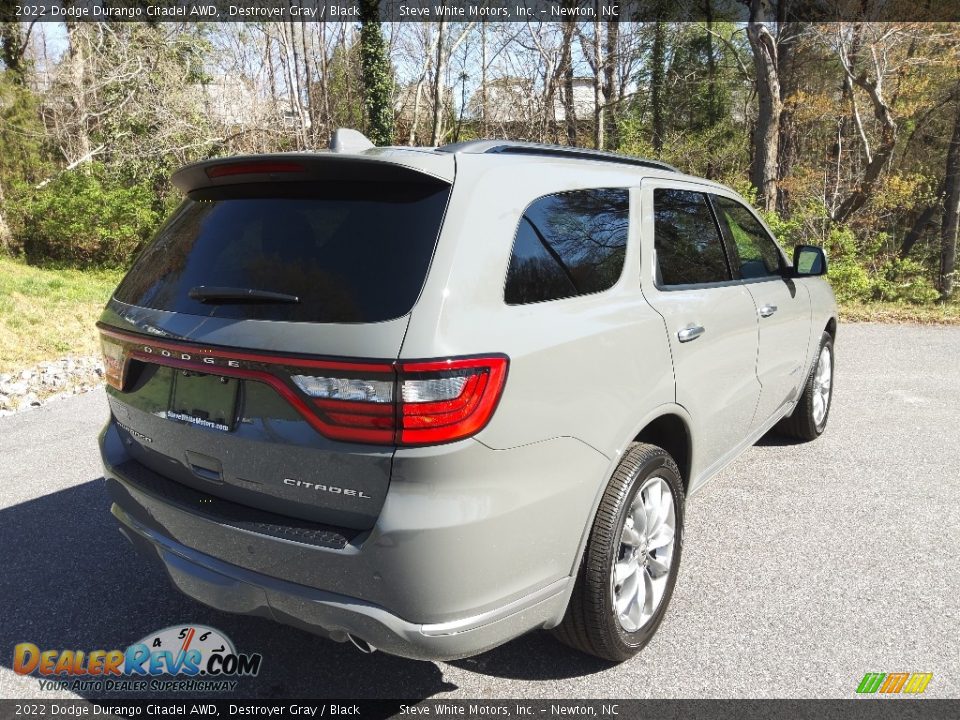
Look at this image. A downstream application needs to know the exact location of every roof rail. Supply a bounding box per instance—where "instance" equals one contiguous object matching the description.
[436,140,678,173]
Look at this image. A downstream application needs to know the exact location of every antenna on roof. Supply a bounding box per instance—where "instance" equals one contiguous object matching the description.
[329,128,374,154]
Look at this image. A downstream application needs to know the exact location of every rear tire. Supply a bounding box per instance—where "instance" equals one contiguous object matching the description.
[776,331,834,441]
[553,442,684,662]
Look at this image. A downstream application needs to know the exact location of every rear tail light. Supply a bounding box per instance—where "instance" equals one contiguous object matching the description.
[398,358,508,445]
[99,334,129,391]
[293,366,398,444]
[291,356,509,446]
[98,326,507,447]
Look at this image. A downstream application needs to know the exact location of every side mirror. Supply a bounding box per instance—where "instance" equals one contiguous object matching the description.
[791,245,828,277]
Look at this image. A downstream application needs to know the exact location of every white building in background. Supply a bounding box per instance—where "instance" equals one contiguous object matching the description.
[200,74,258,128]
[200,74,308,130]
[466,77,597,125]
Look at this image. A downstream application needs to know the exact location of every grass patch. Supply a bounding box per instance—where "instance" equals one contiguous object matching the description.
[0,256,123,374]
[839,301,960,325]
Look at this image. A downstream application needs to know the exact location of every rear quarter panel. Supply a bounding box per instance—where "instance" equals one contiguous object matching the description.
[400,154,675,458]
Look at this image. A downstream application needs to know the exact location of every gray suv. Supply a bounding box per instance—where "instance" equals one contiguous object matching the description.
[98,131,837,662]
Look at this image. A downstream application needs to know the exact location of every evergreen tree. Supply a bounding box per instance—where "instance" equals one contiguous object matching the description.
[358,0,395,146]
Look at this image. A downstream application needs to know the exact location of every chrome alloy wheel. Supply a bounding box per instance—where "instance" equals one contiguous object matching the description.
[812,345,832,428]
[612,476,676,633]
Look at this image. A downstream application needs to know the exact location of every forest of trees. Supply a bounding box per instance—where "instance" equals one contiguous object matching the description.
[1,13,958,305]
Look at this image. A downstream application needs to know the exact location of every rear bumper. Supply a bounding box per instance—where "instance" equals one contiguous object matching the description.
[113,502,569,661]
[100,421,608,660]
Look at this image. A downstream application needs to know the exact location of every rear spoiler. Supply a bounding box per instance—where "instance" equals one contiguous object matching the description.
[171,150,455,193]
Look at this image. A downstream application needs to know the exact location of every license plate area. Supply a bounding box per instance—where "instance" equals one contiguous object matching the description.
[169,370,239,432]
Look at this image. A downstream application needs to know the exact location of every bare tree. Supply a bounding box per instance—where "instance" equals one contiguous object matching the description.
[747,0,782,211]
[828,24,913,224]
[430,15,447,145]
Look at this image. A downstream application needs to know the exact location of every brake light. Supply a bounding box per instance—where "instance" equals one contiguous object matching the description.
[287,356,508,445]
[205,161,305,179]
[398,357,508,445]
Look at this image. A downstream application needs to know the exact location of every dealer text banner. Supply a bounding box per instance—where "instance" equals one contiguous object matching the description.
[3,0,959,22]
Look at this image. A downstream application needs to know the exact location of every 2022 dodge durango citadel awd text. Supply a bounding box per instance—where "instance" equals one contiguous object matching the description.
[98,129,837,662]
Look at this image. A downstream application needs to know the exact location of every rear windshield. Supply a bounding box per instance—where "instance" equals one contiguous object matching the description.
[114,181,451,324]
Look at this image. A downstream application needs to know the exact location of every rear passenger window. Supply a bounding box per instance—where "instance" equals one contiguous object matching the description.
[505,189,629,305]
[711,196,782,279]
[653,189,731,286]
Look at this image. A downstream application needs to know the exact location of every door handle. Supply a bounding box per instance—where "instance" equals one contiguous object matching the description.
[678,325,705,343]
[759,304,778,318]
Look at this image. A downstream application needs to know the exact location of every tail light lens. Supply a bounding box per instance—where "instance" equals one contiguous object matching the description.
[293,367,397,445]
[398,358,508,445]
[99,335,129,390]
[98,325,507,447]
[290,356,508,446]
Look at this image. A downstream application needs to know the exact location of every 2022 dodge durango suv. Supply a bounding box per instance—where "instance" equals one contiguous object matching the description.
[98,130,837,662]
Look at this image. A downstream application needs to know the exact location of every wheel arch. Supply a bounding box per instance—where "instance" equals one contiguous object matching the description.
[632,414,692,494]
[563,406,694,582]
[825,316,837,339]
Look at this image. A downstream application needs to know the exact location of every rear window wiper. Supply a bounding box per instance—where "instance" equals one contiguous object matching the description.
[188,286,301,304]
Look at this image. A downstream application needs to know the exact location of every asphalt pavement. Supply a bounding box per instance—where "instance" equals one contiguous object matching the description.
[1,322,958,700]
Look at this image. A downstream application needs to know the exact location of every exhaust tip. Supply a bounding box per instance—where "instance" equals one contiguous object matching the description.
[347,634,376,654]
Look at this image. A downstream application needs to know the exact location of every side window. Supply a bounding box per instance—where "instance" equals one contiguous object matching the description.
[505,188,629,305]
[712,196,782,279]
[504,219,577,305]
[653,188,731,286]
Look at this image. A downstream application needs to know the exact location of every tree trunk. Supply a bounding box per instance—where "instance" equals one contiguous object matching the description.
[603,20,619,150]
[900,203,938,259]
[430,15,446,146]
[747,1,781,212]
[592,16,603,150]
[283,18,309,148]
[776,22,803,213]
[480,24,487,137]
[317,25,332,140]
[703,3,720,178]
[832,79,898,223]
[560,18,576,146]
[408,25,436,146]
[300,19,315,146]
[939,96,960,299]
[650,20,666,155]
[64,19,92,167]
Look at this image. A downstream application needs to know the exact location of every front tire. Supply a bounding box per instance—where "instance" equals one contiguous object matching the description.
[553,443,684,662]
[776,331,834,441]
